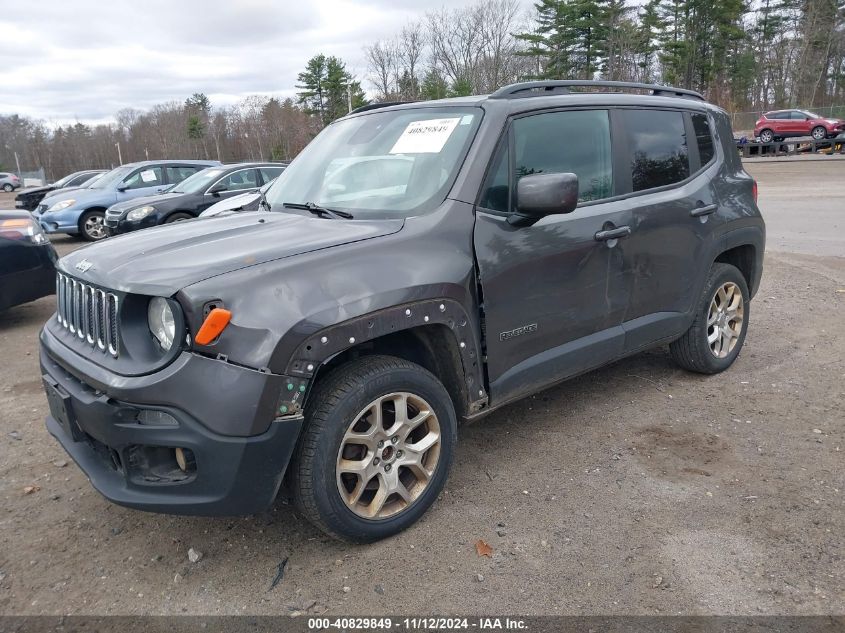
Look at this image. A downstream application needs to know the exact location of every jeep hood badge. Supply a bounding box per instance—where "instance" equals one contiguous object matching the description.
[75,259,93,273]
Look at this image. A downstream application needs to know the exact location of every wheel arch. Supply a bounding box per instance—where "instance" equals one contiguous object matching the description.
[77,206,108,228]
[280,300,488,421]
[714,227,764,298]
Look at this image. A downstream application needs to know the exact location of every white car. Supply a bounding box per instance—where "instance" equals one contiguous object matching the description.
[199,178,275,218]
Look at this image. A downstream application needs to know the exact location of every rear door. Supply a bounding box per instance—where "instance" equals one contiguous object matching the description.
[474,108,631,405]
[614,107,722,351]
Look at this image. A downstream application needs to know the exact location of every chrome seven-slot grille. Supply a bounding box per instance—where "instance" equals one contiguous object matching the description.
[55,273,119,357]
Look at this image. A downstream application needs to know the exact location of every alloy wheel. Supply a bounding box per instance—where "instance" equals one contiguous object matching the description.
[84,214,107,240]
[336,392,441,519]
[760,130,773,143]
[812,126,826,141]
[707,282,744,358]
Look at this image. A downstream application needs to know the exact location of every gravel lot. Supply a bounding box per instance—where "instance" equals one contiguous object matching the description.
[0,160,843,616]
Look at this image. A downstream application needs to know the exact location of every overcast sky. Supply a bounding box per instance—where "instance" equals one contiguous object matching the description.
[0,0,533,127]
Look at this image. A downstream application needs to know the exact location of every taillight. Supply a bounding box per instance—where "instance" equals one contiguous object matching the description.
[752,181,758,203]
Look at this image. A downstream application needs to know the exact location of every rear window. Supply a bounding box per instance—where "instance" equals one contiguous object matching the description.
[691,113,715,165]
[620,109,690,192]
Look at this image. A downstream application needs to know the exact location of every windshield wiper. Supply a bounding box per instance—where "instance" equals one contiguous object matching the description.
[283,201,353,219]
[258,189,271,211]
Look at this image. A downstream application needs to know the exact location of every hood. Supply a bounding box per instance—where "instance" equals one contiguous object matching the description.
[58,211,404,296]
[41,187,102,208]
[108,192,184,215]
[200,192,259,217]
[17,184,57,196]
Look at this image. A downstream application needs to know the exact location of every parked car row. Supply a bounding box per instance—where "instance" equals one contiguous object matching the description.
[0,161,286,312]
[14,169,107,211]
[27,161,286,241]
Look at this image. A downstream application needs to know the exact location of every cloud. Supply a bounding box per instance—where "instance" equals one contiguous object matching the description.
[0,0,517,126]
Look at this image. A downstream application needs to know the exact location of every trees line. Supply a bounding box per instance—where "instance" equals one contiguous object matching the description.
[1,0,842,180]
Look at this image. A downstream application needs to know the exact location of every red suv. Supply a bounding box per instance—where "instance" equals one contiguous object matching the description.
[754,109,845,143]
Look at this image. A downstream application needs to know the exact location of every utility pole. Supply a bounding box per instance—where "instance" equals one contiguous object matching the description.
[145,147,149,160]
[347,84,353,114]
[13,151,21,181]
[115,142,123,165]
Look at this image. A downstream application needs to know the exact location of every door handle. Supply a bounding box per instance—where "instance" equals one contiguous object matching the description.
[594,226,631,242]
[690,203,718,217]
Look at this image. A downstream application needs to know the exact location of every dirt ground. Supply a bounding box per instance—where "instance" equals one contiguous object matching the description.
[0,161,842,616]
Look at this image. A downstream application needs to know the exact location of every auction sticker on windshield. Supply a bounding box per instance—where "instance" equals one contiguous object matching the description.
[390,118,461,154]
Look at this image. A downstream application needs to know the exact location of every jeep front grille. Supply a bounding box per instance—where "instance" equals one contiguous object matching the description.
[56,273,119,356]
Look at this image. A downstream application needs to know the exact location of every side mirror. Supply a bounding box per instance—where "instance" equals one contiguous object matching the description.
[208,184,227,196]
[116,184,128,192]
[508,172,579,227]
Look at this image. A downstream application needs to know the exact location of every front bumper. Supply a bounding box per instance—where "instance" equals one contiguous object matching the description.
[40,336,303,516]
[33,208,82,234]
[105,213,158,235]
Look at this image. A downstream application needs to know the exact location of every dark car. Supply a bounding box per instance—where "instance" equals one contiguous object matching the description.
[41,81,765,542]
[754,109,845,142]
[15,170,107,211]
[0,210,57,311]
[105,163,286,234]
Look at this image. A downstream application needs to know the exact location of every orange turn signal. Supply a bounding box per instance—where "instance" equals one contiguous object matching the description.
[195,308,232,345]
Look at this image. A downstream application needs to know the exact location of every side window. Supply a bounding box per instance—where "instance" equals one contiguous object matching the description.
[620,109,689,192]
[122,166,163,190]
[513,110,613,203]
[259,167,284,183]
[691,113,715,166]
[166,166,201,184]
[214,169,259,192]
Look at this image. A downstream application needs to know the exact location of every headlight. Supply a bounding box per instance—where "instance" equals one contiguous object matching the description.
[127,205,155,221]
[148,297,176,351]
[47,199,75,212]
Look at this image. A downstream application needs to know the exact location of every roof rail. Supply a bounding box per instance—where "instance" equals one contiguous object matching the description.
[489,80,704,101]
[349,101,417,115]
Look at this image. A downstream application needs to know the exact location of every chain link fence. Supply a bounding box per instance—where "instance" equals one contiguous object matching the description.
[729,105,845,135]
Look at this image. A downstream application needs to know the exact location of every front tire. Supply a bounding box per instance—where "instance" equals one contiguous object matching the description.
[670,263,750,374]
[164,212,193,223]
[811,126,827,141]
[292,355,457,542]
[79,210,107,241]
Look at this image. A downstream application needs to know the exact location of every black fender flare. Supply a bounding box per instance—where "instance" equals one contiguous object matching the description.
[273,298,488,417]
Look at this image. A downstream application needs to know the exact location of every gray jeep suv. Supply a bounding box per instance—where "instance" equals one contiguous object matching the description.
[40,81,764,542]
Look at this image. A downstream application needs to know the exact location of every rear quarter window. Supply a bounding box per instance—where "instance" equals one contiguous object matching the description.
[691,113,715,166]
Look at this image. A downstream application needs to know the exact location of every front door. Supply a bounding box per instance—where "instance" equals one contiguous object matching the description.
[473,108,631,406]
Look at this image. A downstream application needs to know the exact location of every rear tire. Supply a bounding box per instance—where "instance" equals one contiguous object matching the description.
[2,184,12,192]
[164,212,193,223]
[759,129,774,143]
[670,263,750,374]
[292,355,457,543]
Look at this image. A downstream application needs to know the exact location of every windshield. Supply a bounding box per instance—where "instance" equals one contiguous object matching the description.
[89,165,134,189]
[52,173,76,187]
[80,173,104,187]
[171,167,226,194]
[265,107,482,219]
